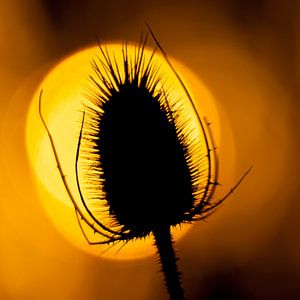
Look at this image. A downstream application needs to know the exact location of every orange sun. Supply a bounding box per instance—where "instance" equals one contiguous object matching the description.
[26,43,220,260]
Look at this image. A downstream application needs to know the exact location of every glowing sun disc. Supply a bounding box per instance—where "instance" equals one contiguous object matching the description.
[26,43,220,260]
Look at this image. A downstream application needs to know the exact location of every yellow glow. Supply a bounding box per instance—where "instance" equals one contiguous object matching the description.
[26,44,220,260]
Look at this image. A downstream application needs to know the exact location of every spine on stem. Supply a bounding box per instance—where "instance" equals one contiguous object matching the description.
[153,225,185,300]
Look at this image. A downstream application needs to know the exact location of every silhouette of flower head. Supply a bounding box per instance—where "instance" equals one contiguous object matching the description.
[39,28,251,300]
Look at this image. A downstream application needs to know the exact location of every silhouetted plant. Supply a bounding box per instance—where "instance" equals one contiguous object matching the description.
[39,27,251,300]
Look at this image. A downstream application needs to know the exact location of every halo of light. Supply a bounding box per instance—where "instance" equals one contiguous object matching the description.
[26,43,220,260]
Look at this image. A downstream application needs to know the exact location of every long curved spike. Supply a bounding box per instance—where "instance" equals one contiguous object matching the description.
[75,110,125,237]
[191,119,219,216]
[74,209,116,245]
[38,90,118,240]
[146,23,215,215]
[189,166,253,221]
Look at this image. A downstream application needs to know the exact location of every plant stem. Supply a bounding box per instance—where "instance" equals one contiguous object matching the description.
[153,225,185,300]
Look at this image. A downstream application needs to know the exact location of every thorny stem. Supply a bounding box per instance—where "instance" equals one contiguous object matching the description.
[153,225,185,300]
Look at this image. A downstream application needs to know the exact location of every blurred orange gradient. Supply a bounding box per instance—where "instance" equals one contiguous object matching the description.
[0,1,299,300]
